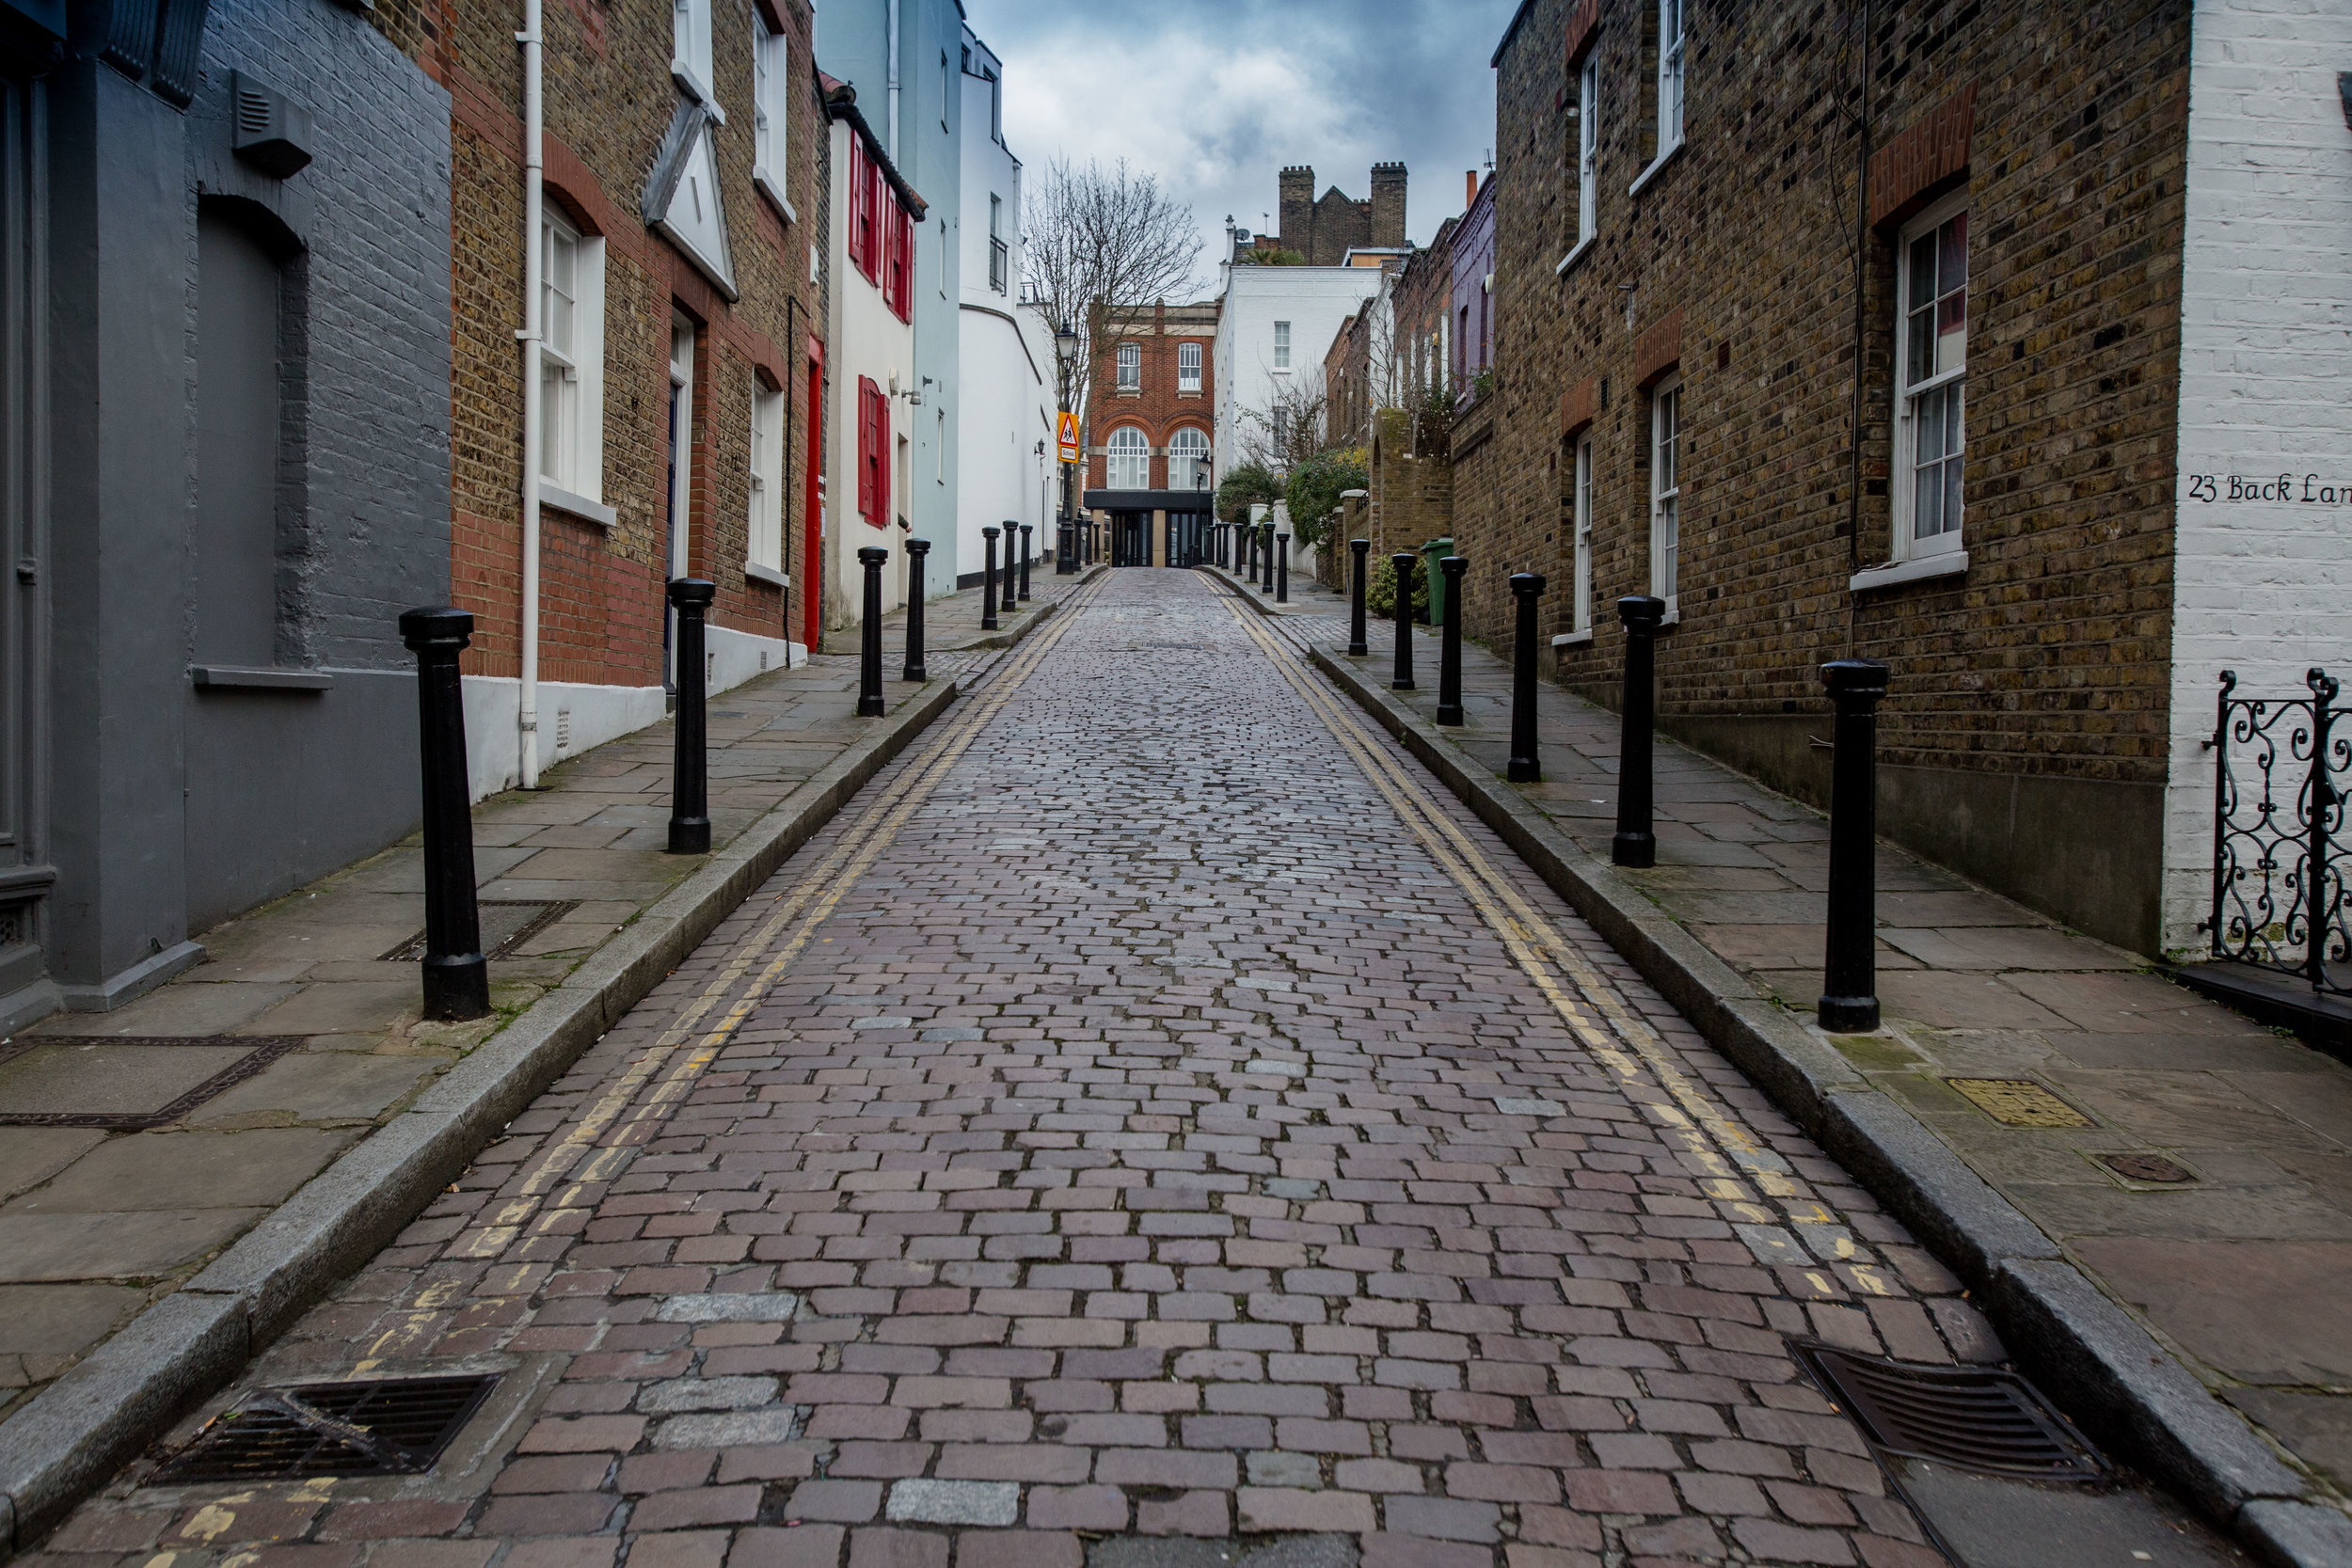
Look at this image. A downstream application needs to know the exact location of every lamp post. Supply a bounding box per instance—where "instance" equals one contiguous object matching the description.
[1055,318,1079,575]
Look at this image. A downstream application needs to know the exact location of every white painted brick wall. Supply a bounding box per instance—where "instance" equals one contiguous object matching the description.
[2162,0,2352,955]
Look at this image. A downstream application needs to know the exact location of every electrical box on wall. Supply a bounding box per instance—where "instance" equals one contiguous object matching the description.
[231,71,314,180]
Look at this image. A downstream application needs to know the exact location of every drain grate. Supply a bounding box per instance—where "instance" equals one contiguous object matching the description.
[1946,1077,2094,1129]
[382,901,578,962]
[1791,1340,2104,1481]
[151,1374,499,1484]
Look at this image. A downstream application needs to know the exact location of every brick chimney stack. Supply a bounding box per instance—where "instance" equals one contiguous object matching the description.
[1370,162,1406,247]
[1278,166,1313,256]
[1466,169,1477,209]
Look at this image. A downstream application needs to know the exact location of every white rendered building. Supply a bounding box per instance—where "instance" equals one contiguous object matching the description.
[1213,257,1383,579]
[954,31,1056,589]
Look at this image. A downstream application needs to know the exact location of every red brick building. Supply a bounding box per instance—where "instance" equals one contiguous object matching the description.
[1084,300,1220,565]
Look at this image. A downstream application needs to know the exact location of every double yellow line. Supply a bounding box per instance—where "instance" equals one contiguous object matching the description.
[1222,598,1890,1294]
[415,577,1110,1279]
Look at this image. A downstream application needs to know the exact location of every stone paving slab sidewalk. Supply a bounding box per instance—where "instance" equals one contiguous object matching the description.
[0,568,1099,1544]
[1208,563,2352,1562]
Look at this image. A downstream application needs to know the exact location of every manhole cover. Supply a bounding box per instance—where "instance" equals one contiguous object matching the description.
[1791,1340,2103,1480]
[1947,1077,2094,1129]
[150,1374,499,1484]
[2102,1152,2195,1184]
[0,1037,301,1129]
[381,900,578,962]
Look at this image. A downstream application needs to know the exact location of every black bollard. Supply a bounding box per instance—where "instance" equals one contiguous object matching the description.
[665,578,717,853]
[1057,518,1073,576]
[399,607,490,1022]
[1276,532,1290,603]
[1348,539,1371,656]
[856,546,888,717]
[1437,557,1468,725]
[1507,573,1546,782]
[1613,596,1666,866]
[1818,659,1891,1032]
[1245,522,1256,579]
[903,538,930,681]
[1391,552,1418,691]
[981,526,1001,632]
[1020,525,1034,602]
[1263,525,1277,593]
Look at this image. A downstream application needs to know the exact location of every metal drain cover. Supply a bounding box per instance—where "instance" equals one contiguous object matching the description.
[382,900,577,962]
[1791,1340,2103,1481]
[1947,1077,2094,1129]
[151,1374,499,1483]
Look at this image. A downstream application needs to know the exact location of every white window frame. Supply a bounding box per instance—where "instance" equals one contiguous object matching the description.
[1573,432,1594,635]
[1117,341,1141,391]
[538,207,607,513]
[1178,341,1202,393]
[673,0,722,120]
[1650,373,1681,619]
[1168,427,1210,491]
[1273,320,1292,372]
[1630,0,1684,194]
[748,386,785,578]
[1561,52,1599,275]
[1892,191,1968,566]
[753,12,791,218]
[1106,426,1150,490]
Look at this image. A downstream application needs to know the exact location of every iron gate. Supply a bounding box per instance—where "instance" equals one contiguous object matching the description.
[2204,668,2348,997]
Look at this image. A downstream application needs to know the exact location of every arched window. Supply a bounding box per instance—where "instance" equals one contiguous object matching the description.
[1106,426,1150,489]
[1116,341,1140,390]
[1168,427,1211,492]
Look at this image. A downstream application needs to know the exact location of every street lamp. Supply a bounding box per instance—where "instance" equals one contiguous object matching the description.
[1055,318,1079,575]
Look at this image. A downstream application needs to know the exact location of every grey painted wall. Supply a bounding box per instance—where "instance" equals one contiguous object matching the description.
[42,0,452,996]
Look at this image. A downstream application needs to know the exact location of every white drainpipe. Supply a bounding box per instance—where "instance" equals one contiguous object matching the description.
[516,0,545,789]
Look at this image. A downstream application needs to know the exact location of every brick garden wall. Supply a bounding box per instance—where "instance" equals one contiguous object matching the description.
[1469,0,2194,950]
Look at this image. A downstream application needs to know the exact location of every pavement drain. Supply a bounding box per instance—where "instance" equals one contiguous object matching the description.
[1946,1076,2096,1128]
[2101,1151,2198,1185]
[884,1477,1020,1526]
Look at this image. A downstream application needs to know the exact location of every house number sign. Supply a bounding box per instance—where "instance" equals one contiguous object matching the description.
[2183,472,2352,504]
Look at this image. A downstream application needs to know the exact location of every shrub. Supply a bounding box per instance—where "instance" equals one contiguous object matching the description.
[1283,449,1369,550]
[1363,553,1430,622]
[1215,461,1280,525]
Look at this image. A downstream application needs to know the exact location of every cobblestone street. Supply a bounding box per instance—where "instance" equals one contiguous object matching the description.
[28,571,2161,1567]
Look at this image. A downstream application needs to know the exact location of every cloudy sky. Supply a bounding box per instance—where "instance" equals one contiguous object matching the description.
[962,0,1523,300]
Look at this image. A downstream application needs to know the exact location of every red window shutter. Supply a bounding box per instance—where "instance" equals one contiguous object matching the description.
[856,376,876,523]
[875,382,891,523]
[864,154,882,282]
[856,135,875,275]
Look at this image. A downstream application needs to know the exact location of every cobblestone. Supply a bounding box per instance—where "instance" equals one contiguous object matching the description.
[24,570,1983,1565]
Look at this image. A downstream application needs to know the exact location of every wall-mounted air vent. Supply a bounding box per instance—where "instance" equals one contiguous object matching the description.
[231,71,314,181]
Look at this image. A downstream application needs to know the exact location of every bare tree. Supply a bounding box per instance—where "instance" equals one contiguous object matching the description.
[1024,158,1202,436]
[1233,362,1331,474]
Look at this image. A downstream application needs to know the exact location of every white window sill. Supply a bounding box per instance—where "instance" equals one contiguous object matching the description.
[1629,137,1685,198]
[672,61,724,123]
[1551,629,1593,648]
[746,562,788,589]
[1555,234,1595,277]
[1271,367,1292,375]
[540,480,617,530]
[754,169,796,226]
[1850,549,1968,593]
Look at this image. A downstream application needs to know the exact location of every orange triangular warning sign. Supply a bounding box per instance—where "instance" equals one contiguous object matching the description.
[1057,410,1081,465]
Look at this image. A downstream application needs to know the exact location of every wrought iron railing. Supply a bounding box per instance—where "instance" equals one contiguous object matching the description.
[2204,668,2348,997]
